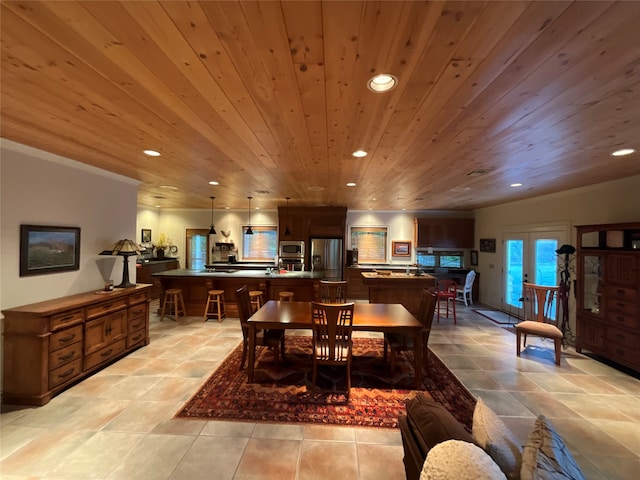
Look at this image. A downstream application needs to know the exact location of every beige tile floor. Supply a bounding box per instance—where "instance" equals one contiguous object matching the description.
[1,300,638,479]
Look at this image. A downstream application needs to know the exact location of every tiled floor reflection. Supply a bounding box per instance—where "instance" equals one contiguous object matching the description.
[1,300,638,479]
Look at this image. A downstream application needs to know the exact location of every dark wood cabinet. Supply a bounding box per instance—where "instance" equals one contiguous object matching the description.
[414,218,474,248]
[278,206,347,242]
[2,285,151,406]
[136,259,180,299]
[575,223,640,372]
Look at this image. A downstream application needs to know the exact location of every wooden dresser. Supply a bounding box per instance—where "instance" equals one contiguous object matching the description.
[575,223,639,372]
[2,284,151,406]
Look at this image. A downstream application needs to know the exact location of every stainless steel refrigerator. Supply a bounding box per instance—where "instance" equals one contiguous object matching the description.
[310,238,343,280]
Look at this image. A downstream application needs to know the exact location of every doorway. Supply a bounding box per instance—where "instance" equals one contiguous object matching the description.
[503,229,565,318]
[186,228,209,270]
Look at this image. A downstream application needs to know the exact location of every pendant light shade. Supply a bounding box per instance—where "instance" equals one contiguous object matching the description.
[246,196,254,235]
[284,197,291,236]
[208,196,216,235]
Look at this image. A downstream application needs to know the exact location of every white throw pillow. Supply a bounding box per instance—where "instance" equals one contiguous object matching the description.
[420,440,507,480]
[472,397,523,480]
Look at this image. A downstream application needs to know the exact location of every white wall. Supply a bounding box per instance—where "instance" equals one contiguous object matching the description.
[474,175,640,335]
[1,139,141,392]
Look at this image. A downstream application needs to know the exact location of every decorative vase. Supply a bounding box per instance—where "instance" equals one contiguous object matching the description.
[156,248,165,259]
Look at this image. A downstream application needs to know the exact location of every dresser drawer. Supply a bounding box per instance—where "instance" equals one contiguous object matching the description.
[605,328,640,349]
[86,298,128,319]
[129,290,148,305]
[604,342,640,368]
[128,302,147,319]
[128,316,146,334]
[50,309,84,331]
[84,338,126,371]
[605,298,637,317]
[127,330,146,348]
[607,311,639,330]
[605,285,637,302]
[49,359,82,389]
[50,325,83,351]
[49,342,82,370]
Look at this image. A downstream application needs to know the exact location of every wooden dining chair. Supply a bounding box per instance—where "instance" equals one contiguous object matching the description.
[310,301,355,399]
[235,285,285,371]
[320,280,347,303]
[436,280,457,323]
[515,283,563,365]
[384,290,437,376]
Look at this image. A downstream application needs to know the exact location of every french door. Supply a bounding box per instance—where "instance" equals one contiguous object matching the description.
[503,230,564,318]
[185,228,209,270]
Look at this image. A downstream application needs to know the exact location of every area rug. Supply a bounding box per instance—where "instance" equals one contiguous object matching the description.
[175,336,476,430]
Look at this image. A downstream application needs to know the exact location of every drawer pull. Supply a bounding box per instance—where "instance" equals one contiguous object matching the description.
[615,316,625,322]
[58,351,76,361]
[131,321,142,329]
[100,348,114,358]
[60,315,75,323]
[131,333,143,342]
[103,303,113,310]
[57,368,75,379]
[59,334,76,343]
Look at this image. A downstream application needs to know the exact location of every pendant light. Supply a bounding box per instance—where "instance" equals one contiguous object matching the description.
[246,196,254,235]
[284,197,291,236]
[208,196,216,235]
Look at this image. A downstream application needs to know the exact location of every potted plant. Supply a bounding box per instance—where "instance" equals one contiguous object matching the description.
[155,233,169,259]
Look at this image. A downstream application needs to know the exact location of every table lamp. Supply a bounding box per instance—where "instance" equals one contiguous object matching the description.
[111,239,141,288]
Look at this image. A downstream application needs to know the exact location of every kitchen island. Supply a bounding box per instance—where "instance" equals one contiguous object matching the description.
[361,271,437,316]
[152,269,324,317]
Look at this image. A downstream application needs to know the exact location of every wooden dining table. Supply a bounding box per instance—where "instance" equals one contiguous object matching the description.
[247,300,425,388]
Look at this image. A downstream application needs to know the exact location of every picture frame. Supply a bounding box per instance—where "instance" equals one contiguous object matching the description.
[479,238,496,253]
[470,250,478,266]
[20,224,81,277]
[141,228,152,243]
[392,240,411,256]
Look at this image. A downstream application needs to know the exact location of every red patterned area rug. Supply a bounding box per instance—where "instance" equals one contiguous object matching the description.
[175,336,476,429]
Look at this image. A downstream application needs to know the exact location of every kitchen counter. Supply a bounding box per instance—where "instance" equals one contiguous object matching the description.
[360,271,437,316]
[152,269,324,316]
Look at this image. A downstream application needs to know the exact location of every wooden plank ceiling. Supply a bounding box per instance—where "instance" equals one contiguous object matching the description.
[1,1,639,211]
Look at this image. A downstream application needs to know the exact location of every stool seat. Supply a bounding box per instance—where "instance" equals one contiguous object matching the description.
[204,289,226,322]
[279,291,295,301]
[249,290,264,313]
[161,288,186,321]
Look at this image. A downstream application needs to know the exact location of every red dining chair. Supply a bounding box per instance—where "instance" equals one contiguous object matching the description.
[436,280,457,324]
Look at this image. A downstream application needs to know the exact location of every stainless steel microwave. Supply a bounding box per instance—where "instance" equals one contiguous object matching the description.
[279,241,304,257]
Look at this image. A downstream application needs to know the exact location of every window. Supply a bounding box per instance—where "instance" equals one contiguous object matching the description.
[242,226,277,261]
[186,229,209,270]
[416,251,463,269]
[350,226,388,264]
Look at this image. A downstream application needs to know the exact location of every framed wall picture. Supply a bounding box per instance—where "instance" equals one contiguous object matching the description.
[470,250,478,266]
[479,238,496,253]
[20,224,81,277]
[141,229,152,243]
[392,240,411,256]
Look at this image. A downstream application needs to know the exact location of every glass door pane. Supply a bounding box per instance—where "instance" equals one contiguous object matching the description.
[185,229,209,270]
[505,237,524,312]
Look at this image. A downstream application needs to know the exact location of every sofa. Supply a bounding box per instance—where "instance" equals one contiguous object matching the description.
[399,393,585,480]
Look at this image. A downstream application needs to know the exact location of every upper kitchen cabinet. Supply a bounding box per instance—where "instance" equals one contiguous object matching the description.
[278,206,347,241]
[414,218,475,248]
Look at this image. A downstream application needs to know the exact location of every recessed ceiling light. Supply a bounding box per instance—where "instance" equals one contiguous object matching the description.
[367,73,398,92]
[209,181,219,185]
[155,205,162,208]
[510,183,523,187]
[159,185,178,190]
[611,148,636,156]
[143,149,161,157]
[346,182,356,187]
[352,150,367,158]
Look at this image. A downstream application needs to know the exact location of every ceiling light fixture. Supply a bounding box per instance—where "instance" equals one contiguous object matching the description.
[352,150,367,158]
[246,196,253,235]
[143,149,161,157]
[208,196,216,235]
[510,183,523,187]
[611,148,636,156]
[367,73,398,92]
[209,180,219,185]
[284,197,291,236]
[346,182,356,187]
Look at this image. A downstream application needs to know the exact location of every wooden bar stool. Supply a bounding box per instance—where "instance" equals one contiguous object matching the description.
[203,289,226,322]
[279,291,295,301]
[160,288,186,321]
[249,290,264,313]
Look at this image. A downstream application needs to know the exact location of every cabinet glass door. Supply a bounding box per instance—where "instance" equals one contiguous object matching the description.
[582,254,602,315]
